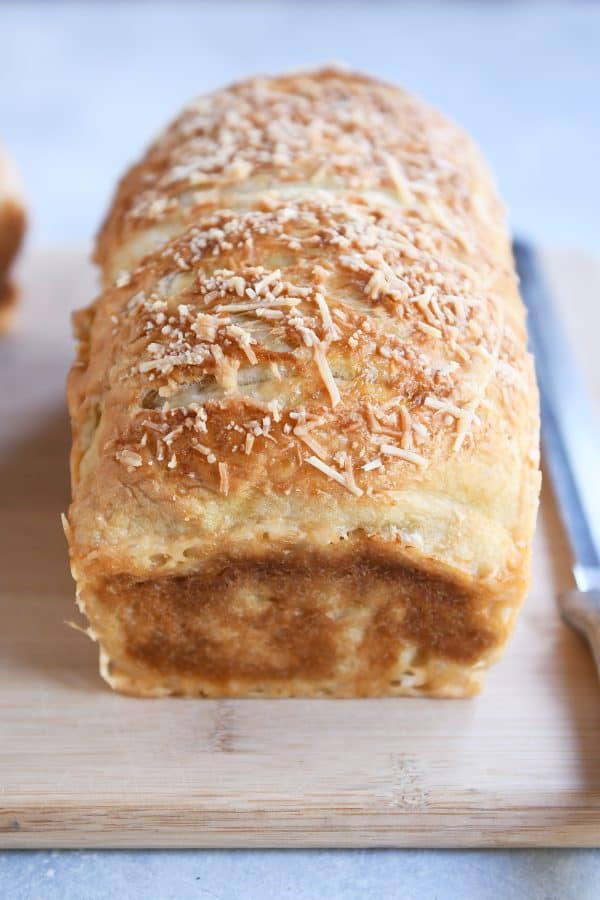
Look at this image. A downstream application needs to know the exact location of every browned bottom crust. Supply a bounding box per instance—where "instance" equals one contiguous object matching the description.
[78,543,516,698]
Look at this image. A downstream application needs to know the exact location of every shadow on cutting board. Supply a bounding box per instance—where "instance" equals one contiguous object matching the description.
[533,476,600,798]
[0,405,101,691]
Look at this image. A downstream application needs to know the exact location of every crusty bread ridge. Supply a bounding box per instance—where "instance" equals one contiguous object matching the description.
[0,146,26,330]
[66,68,540,697]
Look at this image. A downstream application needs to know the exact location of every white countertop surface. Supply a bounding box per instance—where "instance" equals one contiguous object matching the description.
[1,2,600,897]
[2,847,600,900]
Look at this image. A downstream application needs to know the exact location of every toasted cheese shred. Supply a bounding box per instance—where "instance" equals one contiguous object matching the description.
[362,458,383,472]
[294,425,329,460]
[315,291,337,338]
[215,298,300,314]
[399,405,413,450]
[380,444,427,467]
[383,152,415,205]
[425,396,470,419]
[344,455,363,496]
[211,345,239,392]
[218,461,230,496]
[313,344,341,408]
[307,455,363,497]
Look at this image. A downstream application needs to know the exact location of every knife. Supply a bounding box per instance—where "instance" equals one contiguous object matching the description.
[514,239,600,675]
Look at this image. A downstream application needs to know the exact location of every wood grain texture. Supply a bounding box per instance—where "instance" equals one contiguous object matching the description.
[1,247,599,848]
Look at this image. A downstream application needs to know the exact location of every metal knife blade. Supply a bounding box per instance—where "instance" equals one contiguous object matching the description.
[514,239,600,671]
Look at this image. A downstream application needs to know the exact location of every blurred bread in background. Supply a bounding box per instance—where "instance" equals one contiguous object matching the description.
[0,146,26,330]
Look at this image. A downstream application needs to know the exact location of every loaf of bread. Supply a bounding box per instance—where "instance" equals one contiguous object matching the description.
[0,146,25,330]
[66,68,540,697]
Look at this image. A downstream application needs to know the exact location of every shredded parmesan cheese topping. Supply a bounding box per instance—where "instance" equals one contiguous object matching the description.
[98,70,527,501]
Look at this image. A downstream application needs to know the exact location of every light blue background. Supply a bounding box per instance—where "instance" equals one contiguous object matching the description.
[2,2,600,897]
[2,0,599,252]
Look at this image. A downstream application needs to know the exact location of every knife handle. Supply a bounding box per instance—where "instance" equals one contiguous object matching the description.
[560,590,600,678]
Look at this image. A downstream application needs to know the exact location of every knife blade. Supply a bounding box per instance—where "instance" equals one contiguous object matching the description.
[513,239,600,670]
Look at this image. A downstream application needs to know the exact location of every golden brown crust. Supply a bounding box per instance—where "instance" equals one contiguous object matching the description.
[0,146,26,330]
[67,68,540,697]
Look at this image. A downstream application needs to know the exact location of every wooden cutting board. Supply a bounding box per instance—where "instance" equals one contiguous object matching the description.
[1,247,600,849]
